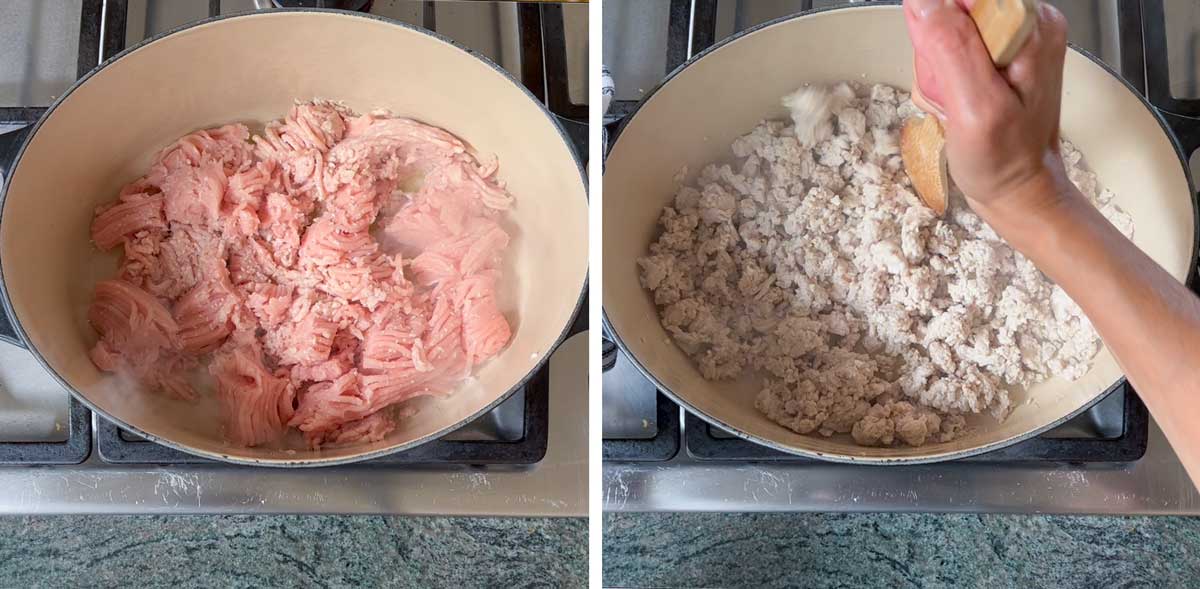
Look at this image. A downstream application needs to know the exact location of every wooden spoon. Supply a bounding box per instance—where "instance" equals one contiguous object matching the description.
[901,0,1038,215]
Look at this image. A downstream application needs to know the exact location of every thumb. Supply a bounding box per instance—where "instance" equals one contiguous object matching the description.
[912,53,946,119]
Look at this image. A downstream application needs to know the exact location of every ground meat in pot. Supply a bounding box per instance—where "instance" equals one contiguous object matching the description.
[88,101,515,449]
[638,82,1134,448]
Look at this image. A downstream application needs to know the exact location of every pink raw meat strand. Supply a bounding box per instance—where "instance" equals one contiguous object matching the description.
[87,101,514,448]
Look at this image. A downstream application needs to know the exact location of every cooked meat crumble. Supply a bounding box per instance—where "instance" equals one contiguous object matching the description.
[638,82,1133,447]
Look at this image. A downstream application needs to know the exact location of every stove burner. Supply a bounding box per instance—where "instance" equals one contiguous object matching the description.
[268,0,373,11]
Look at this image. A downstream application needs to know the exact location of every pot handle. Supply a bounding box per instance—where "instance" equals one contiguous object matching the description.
[601,334,616,372]
[0,307,19,347]
[0,126,31,348]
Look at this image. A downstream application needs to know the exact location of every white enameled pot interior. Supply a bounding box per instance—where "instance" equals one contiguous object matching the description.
[603,5,1193,462]
[0,11,588,465]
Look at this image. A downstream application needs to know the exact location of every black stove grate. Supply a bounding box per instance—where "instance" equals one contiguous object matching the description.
[96,366,551,465]
[603,0,1199,465]
[0,0,584,467]
[601,392,680,462]
[0,398,91,465]
[1139,0,1200,155]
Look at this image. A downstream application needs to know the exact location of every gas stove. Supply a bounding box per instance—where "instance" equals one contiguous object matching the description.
[602,0,1200,514]
[0,0,587,516]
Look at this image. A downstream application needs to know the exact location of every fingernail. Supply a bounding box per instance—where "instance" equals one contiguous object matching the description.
[909,0,952,19]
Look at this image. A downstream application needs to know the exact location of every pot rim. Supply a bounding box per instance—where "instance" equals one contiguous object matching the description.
[602,2,1199,465]
[0,8,589,468]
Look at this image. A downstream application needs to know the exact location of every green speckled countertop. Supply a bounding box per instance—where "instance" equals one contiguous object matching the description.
[10,514,1200,587]
[604,513,1200,588]
[0,516,585,588]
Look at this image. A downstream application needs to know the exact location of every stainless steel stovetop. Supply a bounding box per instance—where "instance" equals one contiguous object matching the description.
[602,0,1200,514]
[0,0,587,516]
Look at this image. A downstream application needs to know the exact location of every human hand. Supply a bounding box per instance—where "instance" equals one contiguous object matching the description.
[904,0,1076,221]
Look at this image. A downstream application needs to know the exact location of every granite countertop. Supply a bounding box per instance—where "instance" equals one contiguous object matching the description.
[0,516,585,588]
[604,513,1200,588]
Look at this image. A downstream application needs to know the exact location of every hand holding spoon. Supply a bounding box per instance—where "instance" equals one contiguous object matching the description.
[901,0,1038,215]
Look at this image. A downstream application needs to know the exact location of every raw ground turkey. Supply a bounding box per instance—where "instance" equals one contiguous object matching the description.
[88,101,514,448]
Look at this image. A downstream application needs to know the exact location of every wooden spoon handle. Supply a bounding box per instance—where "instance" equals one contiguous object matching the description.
[970,0,1039,67]
[903,0,1039,216]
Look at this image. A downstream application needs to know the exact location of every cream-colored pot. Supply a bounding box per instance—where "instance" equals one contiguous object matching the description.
[603,5,1196,463]
[0,11,588,466]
